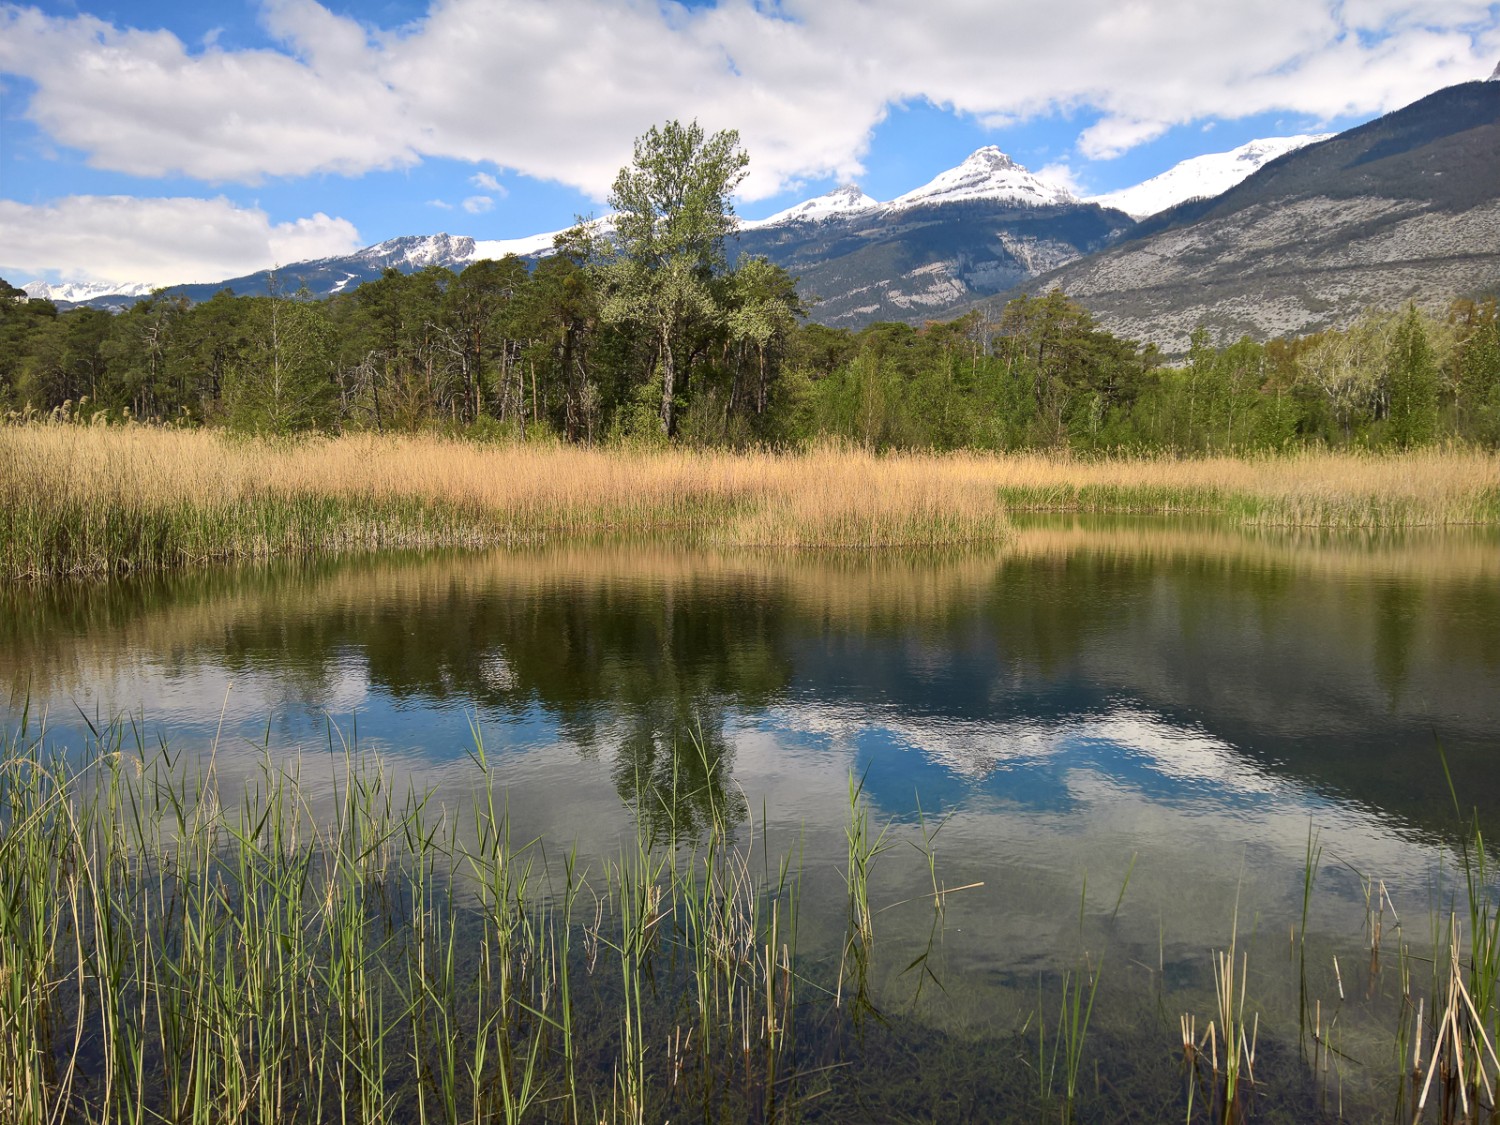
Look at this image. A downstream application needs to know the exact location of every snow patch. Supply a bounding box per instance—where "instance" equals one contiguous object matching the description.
[472,229,570,259]
[742,184,879,228]
[22,279,157,303]
[1088,134,1333,219]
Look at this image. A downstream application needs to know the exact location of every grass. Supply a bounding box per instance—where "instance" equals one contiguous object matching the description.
[10,713,1500,1121]
[3,425,1498,577]
[0,714,845,1124]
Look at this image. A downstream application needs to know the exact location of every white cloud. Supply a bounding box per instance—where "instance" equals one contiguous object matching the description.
[462,195,493,214]
[1078,118,1173,161]
[471,171,506,193]
[0,196,363,286]
[427,198,455,210]
[0,0,1496,196]
[1035,161,1088,198]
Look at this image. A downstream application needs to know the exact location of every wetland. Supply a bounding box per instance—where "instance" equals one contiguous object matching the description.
[6,515,1500,1121]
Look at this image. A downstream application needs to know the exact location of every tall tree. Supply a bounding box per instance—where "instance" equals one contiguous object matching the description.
[1385,304,1439,448]
[601,120,749,436]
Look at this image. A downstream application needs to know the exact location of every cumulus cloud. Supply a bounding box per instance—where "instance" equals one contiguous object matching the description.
[1035,161,1088,199]
[0,0,1496,198]
[471,172,506,193]
[461,195,493,214]
[0,196,363,286]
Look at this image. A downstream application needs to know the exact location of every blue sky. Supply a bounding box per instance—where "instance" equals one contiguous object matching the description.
[2,0,1497,287]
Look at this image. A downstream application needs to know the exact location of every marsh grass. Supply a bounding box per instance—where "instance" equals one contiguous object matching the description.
[10,705,1500,1123]
[4,426,1497,578]
[0,718,841,1124]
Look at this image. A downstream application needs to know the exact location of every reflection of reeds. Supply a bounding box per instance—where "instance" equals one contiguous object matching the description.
[4,427,1496,577]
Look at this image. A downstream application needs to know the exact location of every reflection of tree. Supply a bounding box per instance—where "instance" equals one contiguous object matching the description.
[612,705,746,844]
[1372,578,1421,713]
[11,535,1500,849]
[211,563,791,837]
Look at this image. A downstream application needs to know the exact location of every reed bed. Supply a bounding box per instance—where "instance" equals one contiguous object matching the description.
[992,446,1500,529]
[3,425,1496,578]
[0,718,832,1124]
[8,712,1500,1121]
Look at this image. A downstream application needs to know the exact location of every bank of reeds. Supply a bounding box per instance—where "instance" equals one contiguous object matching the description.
[0,717,837,1124]
[2,425,1496,577]
[9,711,1500,1121]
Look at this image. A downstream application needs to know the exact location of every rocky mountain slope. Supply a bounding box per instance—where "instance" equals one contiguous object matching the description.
[735,189,1129,326]
[1016,78,1500,352]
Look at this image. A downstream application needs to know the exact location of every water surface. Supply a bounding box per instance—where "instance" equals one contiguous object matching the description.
[6,517,1499,1116]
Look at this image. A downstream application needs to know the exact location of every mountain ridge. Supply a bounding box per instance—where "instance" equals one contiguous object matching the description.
[21,76,1500,341]
[1008,78,1500,352]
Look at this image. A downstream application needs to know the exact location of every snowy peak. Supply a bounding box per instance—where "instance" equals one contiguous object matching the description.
[1087,134,1333,219]
[1489,59,1499,81]
[351,233,477,270]
[886,146,1078,210]
[743,185,880,228]
[23,279,157,303]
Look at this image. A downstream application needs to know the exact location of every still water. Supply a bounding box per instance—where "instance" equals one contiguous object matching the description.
[6,516,1500,1116]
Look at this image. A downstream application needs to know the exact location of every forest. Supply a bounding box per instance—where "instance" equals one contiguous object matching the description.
[3,121,1498,453]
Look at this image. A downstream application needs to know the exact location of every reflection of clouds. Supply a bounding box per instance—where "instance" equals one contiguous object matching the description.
[478,652,518,693]
[763,700,1284,794]
[746,699,1445,894]
[27,659,372,737]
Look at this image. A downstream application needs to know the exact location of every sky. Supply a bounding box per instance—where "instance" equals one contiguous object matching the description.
[2,0,1498,288]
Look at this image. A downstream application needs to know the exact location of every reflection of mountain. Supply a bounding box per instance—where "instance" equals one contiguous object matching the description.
[5,526,1498,840]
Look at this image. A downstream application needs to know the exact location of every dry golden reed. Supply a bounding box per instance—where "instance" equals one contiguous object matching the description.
[1,426,1496,577]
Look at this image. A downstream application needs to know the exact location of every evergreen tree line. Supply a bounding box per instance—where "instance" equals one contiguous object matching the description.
[3,120,1497,452]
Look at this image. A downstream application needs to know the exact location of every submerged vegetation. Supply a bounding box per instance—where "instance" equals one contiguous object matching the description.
[3,716,1500,1123]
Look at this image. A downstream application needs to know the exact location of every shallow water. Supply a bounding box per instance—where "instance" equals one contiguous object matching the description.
[6,516,1500,1118]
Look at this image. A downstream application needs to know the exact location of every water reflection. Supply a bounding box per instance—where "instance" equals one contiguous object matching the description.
[4,522,1498,848]
[10,522,1498,1114]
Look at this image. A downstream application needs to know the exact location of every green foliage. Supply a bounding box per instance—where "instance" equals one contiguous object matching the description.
[223,292,336,435]
[4,194,1499,452]
[1385,304,1440,448]
[601,120,751,437]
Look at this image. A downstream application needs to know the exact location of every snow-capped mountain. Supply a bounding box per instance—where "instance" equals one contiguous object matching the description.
[884,146,1077,210]
[741,185,879,228]
[23,279,157,303]
[1087,134,1333,219]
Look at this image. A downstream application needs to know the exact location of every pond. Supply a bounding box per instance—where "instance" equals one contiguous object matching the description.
[5,517,1500,1121]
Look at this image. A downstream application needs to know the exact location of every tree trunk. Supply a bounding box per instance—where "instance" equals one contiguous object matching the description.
[659,320,677,436]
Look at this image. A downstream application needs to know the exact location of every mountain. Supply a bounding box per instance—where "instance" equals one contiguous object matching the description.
[1087,134,1333,218]
[22,279,157,306]
[742,184,879,227]
[32,80,1500,340]
[31,149,1125,327]
[1014,78,1500,352]
[727,148,1127,326]
[884,146,1077,209]
[735,191,1129,327]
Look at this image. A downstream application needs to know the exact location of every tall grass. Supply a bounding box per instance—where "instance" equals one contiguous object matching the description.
[11,711,1500,1120]
[3,426,1497,577]
[0,717,837,1124]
